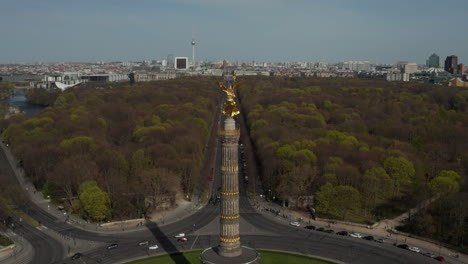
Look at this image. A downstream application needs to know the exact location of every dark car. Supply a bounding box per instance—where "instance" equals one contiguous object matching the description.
[316,227,325,232]
[304,225,316,230]
[324,229,334,233]
[336,231,349,236]
[107,243,118,250]
[71,253,82,260]
[375,238,385,243]
[397,244,409,250]
[363,235,374,241]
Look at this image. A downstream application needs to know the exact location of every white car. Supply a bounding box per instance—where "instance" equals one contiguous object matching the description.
[174,233,185,238]
[289,222,300,227]
[408,246,421,253]
[148,244,158,250]
[350,232,362,238]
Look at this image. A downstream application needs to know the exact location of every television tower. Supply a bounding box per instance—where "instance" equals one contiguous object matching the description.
[191,34,196,67]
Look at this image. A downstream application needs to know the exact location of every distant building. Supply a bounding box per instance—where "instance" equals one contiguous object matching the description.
[234,71,269,76]
[175,57,188,70]
[445,55,458,74]
[397,62,418,74]
[81,74,128,82]
[343,61,370,72]
[385,72,409,82]
[134,71,176,82]
[458,64,466,74]
[426,53,440,68]
[448,78,468,87]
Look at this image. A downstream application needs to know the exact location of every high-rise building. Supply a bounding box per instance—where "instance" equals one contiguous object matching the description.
[426,53,440,68]
[445,55,458,74]
[458,63,466,74]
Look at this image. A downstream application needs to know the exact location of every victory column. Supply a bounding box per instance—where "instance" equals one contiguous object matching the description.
[200,75,259,264]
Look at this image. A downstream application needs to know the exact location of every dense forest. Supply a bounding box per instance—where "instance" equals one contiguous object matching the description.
[237,77,468,250]
[0,77,220,221]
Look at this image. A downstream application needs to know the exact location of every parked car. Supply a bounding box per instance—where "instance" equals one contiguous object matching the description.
[138,240,149,246]
[174,233,185,238]
[350,232,362,238]
[304,225,316,230]
[148,244,159,250]
[289,222,300,227]
[433,256,445,262]
[421,251,435,258]
[375,238,385,243]
[316,227,325,232]
[397,244,409,250]
[362,235,374,241]
[324,229,334,233]
[408,246,421,253]
[336,231,349,236]
[177,237,188,242]
[107,243,118,250]
[71,253,82,260]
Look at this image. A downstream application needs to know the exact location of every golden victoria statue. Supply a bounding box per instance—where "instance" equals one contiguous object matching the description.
[218,75,240,117]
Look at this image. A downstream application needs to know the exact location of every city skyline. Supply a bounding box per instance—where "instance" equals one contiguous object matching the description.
[1,0,467,64]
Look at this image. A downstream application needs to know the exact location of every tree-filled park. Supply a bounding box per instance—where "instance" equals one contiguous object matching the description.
[237,77,468,250]
[0,77,220,221]
[1,76,468,250]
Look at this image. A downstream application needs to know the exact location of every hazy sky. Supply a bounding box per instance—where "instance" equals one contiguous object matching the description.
[1,0,467,64]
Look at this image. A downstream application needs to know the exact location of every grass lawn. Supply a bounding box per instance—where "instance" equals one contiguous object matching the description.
[0,234,13,247]
[125,249,337,264]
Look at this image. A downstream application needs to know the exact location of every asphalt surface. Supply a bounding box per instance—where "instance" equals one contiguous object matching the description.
[0,114,446,264]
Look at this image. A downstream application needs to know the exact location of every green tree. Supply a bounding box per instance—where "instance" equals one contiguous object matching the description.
[428,170,462,195]
[362,167,392,213]
[79,181,111,221]
[315,183,361,220]
[383,156,415,195]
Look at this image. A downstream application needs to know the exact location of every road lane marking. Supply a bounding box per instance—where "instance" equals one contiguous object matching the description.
[191,235,199,249]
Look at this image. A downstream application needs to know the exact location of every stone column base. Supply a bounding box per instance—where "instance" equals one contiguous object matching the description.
[199,246,260,264]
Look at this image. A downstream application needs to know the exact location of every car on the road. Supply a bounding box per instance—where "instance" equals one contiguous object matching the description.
[316,227,325,232]
[433,255,445,262]
[375,238,385,243]
[174,233,185,238]
[148,244,159,250]
[107,243,118,250]
[71,253,82,260]
[350,232,362,238]
[397,244,409,250]
[304,225,316,230]
[336,231,349,236]
[408,246,421,253]
[289,222,300,227]
[421,251,436,258]
[362,235,374,241]
[324,229,334,233]
[138,240,149,246]
[177,237,188,242]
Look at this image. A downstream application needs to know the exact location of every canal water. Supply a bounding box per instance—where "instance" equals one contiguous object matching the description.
[8,90,46,115]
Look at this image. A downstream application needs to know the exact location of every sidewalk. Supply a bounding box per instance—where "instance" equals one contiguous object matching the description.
[252,195,467,264]
[0,230,33,264]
